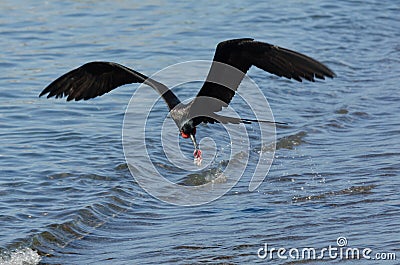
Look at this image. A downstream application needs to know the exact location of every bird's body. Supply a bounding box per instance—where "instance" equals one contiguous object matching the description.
[40,38,335,163]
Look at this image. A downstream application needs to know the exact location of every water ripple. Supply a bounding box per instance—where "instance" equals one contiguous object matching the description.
[1,0,399,264]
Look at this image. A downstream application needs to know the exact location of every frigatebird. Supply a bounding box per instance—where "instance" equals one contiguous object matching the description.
[39,38,335,163]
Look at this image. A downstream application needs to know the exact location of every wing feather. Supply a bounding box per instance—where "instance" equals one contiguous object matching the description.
[192,38,335,115]
[40,61,181,110]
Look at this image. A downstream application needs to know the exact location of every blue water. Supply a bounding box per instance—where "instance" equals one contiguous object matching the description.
[1,0,399,264]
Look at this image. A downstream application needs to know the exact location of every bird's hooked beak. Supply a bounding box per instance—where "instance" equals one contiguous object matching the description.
[190,133,199,150]
[180,127,202,164]
[190,133,202,164]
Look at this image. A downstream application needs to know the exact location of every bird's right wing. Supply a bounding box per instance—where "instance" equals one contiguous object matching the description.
[39,61,180,110]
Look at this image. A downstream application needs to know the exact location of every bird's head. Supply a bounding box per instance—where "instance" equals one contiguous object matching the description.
[180,121,198,148]
[180,121,196,138]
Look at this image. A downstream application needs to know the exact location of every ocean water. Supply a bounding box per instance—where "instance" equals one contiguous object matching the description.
[1,0,399,264]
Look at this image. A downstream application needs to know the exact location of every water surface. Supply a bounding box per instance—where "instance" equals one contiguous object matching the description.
[0,0,399,264]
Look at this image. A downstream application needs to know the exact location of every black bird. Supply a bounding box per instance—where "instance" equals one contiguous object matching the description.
[40,38,335,162]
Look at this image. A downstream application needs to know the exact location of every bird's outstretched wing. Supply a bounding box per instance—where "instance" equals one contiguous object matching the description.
[39,61,180,110]
[192,38,336,114]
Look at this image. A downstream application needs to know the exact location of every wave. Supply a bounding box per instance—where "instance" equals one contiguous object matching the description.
[292,184,376,203]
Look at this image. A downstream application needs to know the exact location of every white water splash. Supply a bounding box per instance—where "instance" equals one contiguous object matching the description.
[0,248,41,265]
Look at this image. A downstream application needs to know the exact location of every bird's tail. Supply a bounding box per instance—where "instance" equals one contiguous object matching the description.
[205,113,287,126]
[240,118,287,126]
